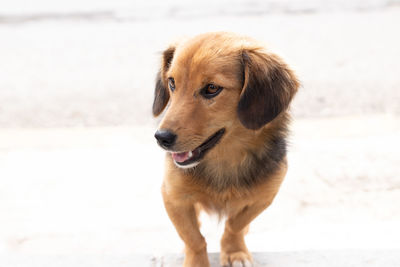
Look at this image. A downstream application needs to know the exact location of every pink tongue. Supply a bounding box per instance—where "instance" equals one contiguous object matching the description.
[171,152,190,163]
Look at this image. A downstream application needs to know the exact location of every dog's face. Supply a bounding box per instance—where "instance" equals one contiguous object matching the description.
[153,32,298,168]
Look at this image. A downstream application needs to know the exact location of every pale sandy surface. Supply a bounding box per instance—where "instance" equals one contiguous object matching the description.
[0,116,399,266]
[1,1,400,266]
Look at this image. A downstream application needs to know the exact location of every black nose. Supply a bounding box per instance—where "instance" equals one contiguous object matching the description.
[154,130,177,149]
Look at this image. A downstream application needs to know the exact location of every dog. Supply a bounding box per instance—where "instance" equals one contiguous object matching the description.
[153,32,298,267]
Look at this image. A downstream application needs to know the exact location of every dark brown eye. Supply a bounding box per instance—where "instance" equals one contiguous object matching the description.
[201,84,223,99]
[168,77,175,92]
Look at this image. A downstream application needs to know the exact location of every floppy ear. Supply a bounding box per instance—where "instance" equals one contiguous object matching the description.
[238,49,299,130]
[152,46,176,116]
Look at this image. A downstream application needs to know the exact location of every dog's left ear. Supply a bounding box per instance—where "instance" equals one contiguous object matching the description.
[238,49,299,130]
[152,46,176,117]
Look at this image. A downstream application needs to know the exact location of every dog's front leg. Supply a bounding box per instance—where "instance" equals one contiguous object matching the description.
[162,189,209,267]
[220,202,272,267]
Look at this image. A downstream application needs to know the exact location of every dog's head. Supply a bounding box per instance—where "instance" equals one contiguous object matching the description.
[153,32,298,168]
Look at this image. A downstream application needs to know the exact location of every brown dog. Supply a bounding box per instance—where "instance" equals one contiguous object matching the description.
[153,32,298,267]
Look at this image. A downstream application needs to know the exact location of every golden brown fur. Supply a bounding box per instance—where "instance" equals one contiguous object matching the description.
[153,32,299,267]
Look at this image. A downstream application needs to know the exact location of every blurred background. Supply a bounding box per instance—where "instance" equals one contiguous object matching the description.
[1,0,400,266]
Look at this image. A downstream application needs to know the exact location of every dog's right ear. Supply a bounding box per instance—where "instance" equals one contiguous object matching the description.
[152,46,176,117]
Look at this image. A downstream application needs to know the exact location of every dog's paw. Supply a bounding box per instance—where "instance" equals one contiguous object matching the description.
[220,251,253,267]
[183,246,210,267]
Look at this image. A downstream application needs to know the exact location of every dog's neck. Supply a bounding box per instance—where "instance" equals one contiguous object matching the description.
[184,112,290,192]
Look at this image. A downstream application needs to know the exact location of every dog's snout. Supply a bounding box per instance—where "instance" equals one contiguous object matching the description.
[155,130,177,149]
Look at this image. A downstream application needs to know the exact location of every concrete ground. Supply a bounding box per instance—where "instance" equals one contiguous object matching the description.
[1,0,400,266]
[1,251,400,267]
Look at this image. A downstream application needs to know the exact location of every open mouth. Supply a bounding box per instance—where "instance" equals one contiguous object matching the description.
[171,128,225,167]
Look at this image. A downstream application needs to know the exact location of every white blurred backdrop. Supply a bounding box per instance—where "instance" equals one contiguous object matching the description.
[0,0,400,265]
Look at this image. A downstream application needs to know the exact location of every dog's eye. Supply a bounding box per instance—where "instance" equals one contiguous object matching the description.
[168,77,175,92]
[201,84,223,99]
